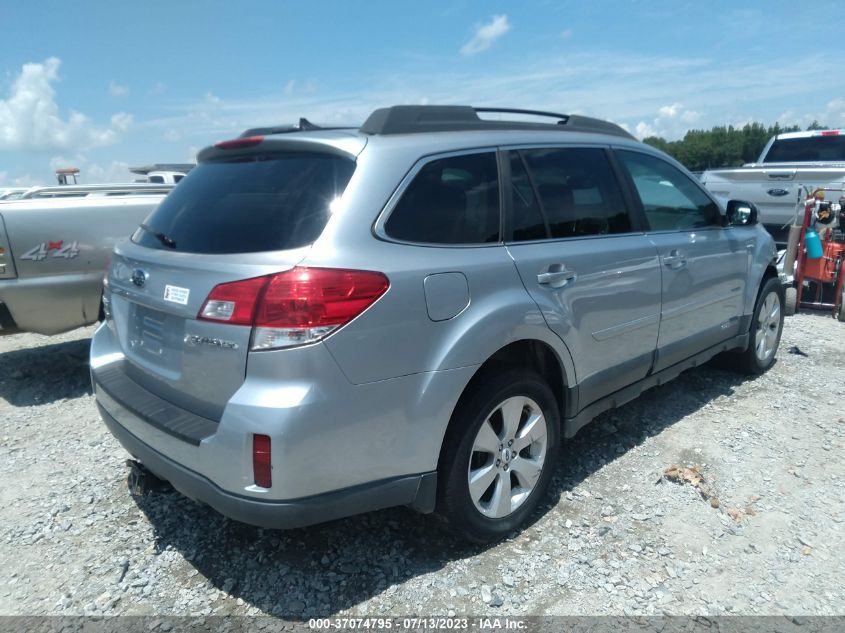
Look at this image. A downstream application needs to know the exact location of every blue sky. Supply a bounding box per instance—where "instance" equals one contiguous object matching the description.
[1,0,844,186]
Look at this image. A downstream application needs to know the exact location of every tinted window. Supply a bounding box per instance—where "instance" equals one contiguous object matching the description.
[764,135,845,162]
[521,148,631,238]
[385,153,500,244]
[148,175,165,183]
[618,150,720,231]
[509,152,548,241]
[132,153,355,254]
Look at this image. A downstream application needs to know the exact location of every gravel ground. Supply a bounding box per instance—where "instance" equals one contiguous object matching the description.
[0,313,843,619]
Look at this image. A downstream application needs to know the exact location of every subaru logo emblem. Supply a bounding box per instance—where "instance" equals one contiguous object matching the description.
[130,269,148,287]
[767,188,789,197]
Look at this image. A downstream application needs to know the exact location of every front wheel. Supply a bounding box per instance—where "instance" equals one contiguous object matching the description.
[737,277,785,374]
[437,370,560,543]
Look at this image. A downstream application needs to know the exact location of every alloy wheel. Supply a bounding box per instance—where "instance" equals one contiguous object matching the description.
[467,396,548,519]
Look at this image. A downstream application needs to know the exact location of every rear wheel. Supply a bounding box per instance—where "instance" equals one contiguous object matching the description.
[737,277,784,374]
[437,370,560,543]
[837,289,845,323]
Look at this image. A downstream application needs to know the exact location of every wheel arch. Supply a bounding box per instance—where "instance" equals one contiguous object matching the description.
[436,338,572,470]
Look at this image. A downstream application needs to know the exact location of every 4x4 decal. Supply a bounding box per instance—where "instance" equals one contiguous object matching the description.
[20,240,80,261]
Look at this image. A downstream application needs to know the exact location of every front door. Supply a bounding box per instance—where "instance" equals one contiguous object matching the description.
[615,149,748,372]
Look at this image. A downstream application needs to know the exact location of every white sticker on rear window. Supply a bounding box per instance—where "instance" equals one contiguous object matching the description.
[163,285,190,305]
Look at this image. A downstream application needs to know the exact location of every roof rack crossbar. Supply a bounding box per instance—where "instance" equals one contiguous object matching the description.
[359,105,634,139]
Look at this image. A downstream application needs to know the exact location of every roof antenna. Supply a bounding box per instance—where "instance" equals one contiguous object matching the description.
[298,118,321,131]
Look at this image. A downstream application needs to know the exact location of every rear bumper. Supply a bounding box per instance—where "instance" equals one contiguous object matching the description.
[0,273,101,335]
[99,402,435,529]
[90,320,470,527]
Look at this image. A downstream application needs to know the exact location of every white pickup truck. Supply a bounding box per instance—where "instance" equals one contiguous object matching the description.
[701,129,845,244]
[0,183,172,336]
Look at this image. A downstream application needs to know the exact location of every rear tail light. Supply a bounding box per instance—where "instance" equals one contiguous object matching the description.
[198,267,389,350]
[253,434,272,488]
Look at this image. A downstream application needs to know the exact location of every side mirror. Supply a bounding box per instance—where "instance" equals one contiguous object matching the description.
[725,200,759,226]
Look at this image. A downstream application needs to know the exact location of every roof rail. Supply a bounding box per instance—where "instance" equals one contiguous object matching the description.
[239,118,356,138]
[19,183,174,200]
[359,105,635,139]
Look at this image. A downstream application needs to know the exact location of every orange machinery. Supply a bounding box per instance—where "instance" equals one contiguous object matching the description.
[792,187,845,321]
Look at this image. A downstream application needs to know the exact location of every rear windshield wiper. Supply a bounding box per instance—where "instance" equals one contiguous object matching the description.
[139,223,177,249]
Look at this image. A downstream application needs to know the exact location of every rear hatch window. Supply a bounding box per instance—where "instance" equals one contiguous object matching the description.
[132,153,355,254]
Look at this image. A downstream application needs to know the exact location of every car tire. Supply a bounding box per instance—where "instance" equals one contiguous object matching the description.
[784,286,797,317]
[837,289,845,323]
[737,277,785,374]
[436,369,560,543]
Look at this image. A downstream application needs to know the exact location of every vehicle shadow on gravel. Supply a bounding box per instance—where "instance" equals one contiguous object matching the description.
[132,358,755,619]
[0,337,92,406]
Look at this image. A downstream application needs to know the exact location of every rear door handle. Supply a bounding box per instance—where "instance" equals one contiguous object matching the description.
[537,265,576,288]
[662,249,687,269]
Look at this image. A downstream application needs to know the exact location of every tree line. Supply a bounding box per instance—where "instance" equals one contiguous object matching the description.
[642,121,829,172]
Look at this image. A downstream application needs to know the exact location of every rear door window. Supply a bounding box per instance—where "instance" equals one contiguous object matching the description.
[384,152,500,244]
[132,153,355,254]
[520,148,632,238]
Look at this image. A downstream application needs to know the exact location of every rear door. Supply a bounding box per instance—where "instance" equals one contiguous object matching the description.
[107,150,356,420]
[504,147,662,409]
[615,149,748,372]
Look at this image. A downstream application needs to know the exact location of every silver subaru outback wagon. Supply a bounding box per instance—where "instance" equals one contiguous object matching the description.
[91,106,783,542]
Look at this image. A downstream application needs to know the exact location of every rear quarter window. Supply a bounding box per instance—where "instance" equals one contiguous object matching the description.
[132,153,355,254]
[384,152,500,244]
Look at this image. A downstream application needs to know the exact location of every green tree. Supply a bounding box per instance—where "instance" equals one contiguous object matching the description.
[642,121,803,171]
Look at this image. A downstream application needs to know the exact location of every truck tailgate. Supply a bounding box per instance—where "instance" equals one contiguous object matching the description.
[702,166,845,234]
[0,214,16,279]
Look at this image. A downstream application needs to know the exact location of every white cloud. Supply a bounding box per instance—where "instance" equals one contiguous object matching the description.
[110,112,133,132]
[635,121,658,139]
[0,57,133,151]
[163,129,181,142]
[148,82,167,96]
[109,81,129,98]
[777,98,845,129]
[658,103,682,118]
[460,15,510,56]
[560,28,573,39]
[284,80,296,96]
[635,102,702,139]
